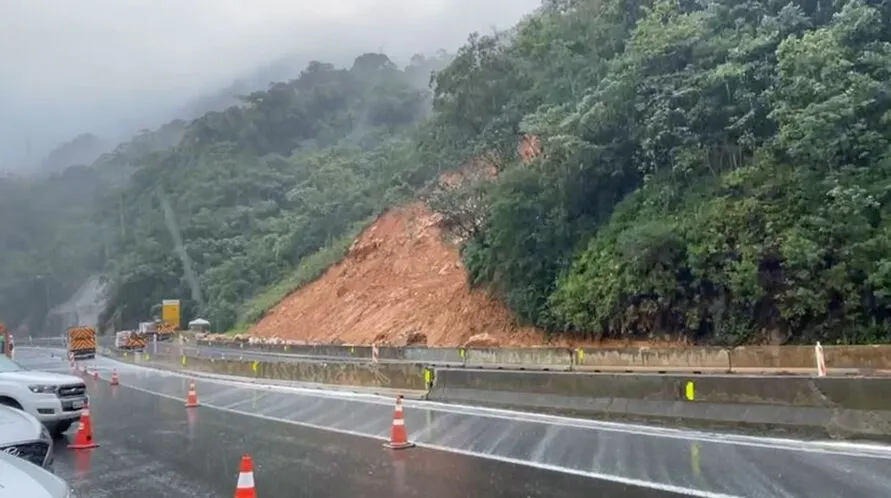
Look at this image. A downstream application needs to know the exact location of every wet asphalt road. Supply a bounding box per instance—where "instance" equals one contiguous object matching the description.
[26,351,683,498]
[22,347,891,497]
[54,381,682,498]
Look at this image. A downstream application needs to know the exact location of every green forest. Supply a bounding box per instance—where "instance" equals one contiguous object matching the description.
[3,0,891,345]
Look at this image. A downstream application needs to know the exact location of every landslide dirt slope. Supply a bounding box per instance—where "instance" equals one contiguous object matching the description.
[248,201,551,347]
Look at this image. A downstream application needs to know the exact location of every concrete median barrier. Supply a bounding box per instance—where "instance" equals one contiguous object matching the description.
[729,345,891,372]
[574,347,730,372]
[192,339,891,374]
[427,368,891,442]
[108,349,427,390]
[105,347,891,440]
[464,347,573,370]
[403,347,464,364]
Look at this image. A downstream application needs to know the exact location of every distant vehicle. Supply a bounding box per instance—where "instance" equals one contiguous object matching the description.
[0,355,87,437]
[0,449,71,497]
[66,327,96,360]
[115,330,146,351]
[0,404,54,469]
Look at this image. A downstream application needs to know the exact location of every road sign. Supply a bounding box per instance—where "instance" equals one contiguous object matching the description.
[161,299,181,330]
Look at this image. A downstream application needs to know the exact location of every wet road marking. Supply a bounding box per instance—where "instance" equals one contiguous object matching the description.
[106,377,739,498]
[20,348,887,497]
[29,348,891,461]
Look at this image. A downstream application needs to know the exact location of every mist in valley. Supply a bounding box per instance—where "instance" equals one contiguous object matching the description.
[0,0,540,173]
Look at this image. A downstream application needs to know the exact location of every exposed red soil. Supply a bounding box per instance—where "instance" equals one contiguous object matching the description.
[250,202,554,346]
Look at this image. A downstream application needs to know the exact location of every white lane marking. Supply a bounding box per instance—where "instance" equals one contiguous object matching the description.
[22,348,891,460]
[106,379,739,498]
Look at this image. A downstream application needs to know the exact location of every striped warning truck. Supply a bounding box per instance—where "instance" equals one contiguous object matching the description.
[114,330,146,351]
[67,326,97,360]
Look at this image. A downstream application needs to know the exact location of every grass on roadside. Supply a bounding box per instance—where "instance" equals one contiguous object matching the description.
[228,217,375,333]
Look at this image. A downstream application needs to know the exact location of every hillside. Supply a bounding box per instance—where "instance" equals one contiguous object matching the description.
[250,0,891,347]
[95,52,454,332]
[413,0,891,346]
[39,133,111,174]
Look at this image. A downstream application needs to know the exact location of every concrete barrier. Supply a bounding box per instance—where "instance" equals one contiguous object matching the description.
[575,347,730,372]
[107,347,891,441]
[730,345,891,371]
[427,369,891,442]
[464,347,572,370]
[403,347,464,364]
[110,349,427,390]
[193,339,891,374]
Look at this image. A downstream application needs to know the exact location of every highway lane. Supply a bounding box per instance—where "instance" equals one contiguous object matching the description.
[26,351,685,498]
[25,347,891,497]
[48,377,673,497]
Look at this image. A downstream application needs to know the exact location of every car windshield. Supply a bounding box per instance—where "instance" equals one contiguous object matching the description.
[0,355,25,373]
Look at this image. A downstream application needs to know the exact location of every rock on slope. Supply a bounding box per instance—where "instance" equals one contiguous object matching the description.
[248,201,549,347]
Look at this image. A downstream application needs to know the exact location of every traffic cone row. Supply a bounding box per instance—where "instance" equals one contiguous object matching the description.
[224,394,415,495]
[65,371,415,496]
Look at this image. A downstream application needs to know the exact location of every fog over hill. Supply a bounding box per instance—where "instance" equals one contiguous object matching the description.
[0,0,540,172]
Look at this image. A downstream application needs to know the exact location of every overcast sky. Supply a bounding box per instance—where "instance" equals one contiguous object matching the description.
[0,0,540,170]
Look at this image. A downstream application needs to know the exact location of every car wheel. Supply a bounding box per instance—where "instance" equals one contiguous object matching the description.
[50,421,73,438]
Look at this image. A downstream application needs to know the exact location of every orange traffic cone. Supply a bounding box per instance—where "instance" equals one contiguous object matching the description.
[110,369,119,386]
[185,381,199,408]
[234,454,257,498]
[383,395,415,450]
[68,405,99,450]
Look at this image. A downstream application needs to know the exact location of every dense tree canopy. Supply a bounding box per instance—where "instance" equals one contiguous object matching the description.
[3,0,891,345]
[96,53,451,331]
[428,0,891,345]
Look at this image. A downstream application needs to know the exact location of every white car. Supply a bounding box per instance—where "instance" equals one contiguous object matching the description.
[0,355,87,437]
[0,404,54,469]
[0,450,71,497]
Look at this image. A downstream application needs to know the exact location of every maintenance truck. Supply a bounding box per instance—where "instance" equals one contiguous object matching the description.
[115,330,146,351]
[66,327,96,360]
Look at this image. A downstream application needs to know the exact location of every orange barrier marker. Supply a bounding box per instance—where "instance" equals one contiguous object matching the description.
[234,454,257,498]
[110,369,119,386]
[68,405,99,450]
[185,381,200,408]
[383,395,415,450]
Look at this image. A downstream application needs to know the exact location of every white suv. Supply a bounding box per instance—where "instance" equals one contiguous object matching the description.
[0,355,87,437]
